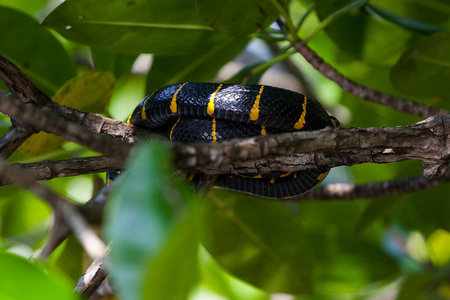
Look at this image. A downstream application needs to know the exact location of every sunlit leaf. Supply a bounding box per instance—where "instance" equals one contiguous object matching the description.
[0,0,50,16]
[0,251,79,300]
[16,71,115,157]
[42,0,233,55]
[0,6,75,95]
[199,246,270,300]
[427,229,450,267]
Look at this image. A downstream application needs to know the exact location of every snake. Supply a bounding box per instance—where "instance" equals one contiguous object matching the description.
[111,82,339,198]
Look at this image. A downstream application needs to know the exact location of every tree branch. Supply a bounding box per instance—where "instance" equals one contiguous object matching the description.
[0,156,124,186]
[74,245,111,298]
[174,115,450,177]
[0,55,51,106]
[291,41,450,118]
[295,168,450,201]
[0,93,132,158]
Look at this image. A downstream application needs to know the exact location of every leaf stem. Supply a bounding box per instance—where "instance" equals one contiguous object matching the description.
[269,0,298,41]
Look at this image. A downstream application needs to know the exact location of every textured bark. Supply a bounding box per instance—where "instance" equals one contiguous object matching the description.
[174,115,450,177]
[0,156,124,186]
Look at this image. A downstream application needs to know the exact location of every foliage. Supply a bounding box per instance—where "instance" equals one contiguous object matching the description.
[0,0,449,299]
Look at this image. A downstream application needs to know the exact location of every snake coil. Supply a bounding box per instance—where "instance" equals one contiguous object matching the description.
[116,82,338,198]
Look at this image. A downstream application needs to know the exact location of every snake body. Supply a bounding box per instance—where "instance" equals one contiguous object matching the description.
[125,82,338,198]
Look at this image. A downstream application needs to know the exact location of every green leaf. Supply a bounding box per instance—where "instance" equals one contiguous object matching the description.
[390,31,450,101]
[91,48,138,79]
[0,251,80,300]
[199,246,270,300]
[365,4,443,35]
[352,195,403,240]
[195,0,285,36]
[42,0,233,55]
[0,6,75,95]
[146,38,249,93]
[104,142,197,300]
[370,0,450,29]
[298,201,399,293]
[16,71,115,157]
[392,182,450,236]
[314,0,412,66]
[143,217,199,300]
[0,0,50,16]
[199,190,314,295]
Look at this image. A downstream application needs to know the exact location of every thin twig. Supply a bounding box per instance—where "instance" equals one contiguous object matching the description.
[294,168,450,201]
[0,55,52,106]
[291,41,449,118]
[33,214,70,260]
[74,245,111,298]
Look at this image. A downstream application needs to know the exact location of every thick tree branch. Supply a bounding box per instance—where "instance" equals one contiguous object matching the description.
[291,41,450,118]
[1,111,448,184]
[174,115,450,177]
[0,93,133,158]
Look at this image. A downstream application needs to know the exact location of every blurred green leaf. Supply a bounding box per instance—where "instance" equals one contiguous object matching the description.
[146,38,249,93]
[391,31,450,101]
[91,48,138,79]
[104,142,196,300]
[352,196,402,240]
[199,246,270,300]
[200,190,314,295]
[42,0,233,55]
[392,183,450,235]
[16,71,115,157]
[0,6,75,95]
[0,190,51,242]
[315,0,412,66]
[0,251,80,300]
[52,235,84,283]
[365,4,443,35]
[143,217,199,300]
[298,201,398,293]
[195,0,286,36]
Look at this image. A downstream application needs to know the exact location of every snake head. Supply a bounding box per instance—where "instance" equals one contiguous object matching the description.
[329,116,340,128]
